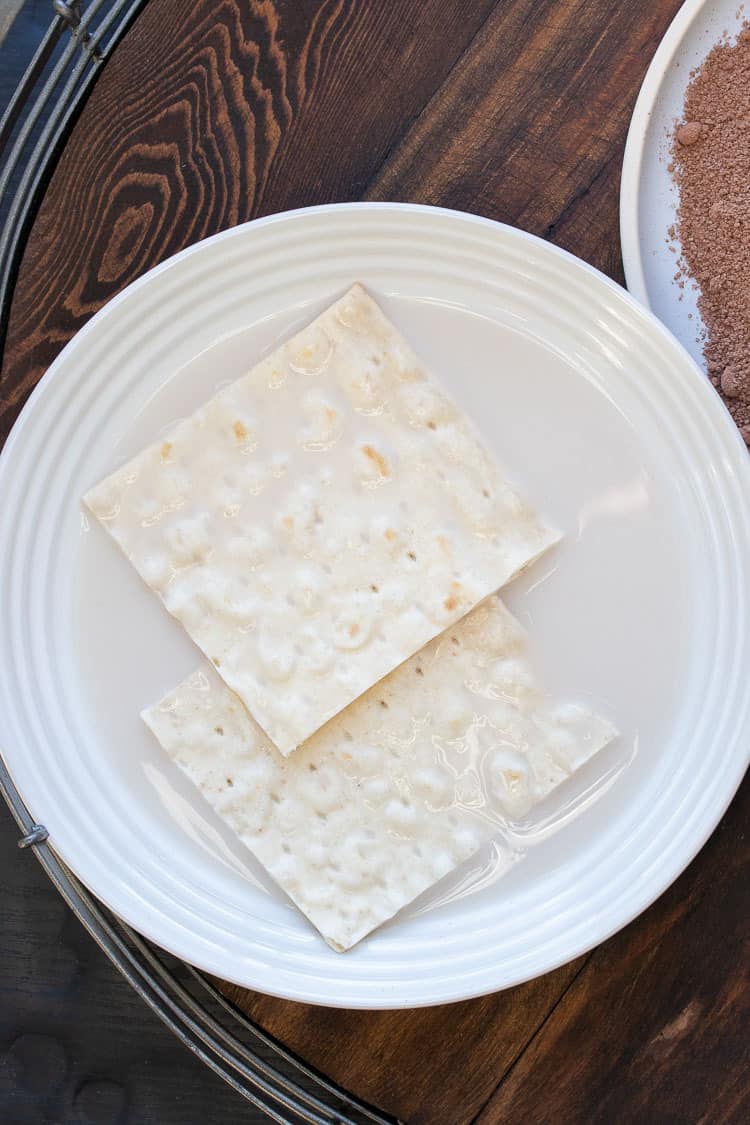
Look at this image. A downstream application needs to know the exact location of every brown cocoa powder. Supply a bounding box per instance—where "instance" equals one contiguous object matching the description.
[672,26,750,447]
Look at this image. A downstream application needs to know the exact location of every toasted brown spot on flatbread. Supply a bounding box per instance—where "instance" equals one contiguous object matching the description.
[363,444,390,477]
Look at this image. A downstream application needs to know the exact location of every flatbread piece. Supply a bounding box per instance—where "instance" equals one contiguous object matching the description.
[143,597,617,951]
[87,285,558,753]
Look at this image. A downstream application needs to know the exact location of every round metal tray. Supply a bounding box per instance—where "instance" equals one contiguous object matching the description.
[0,6,392,1122]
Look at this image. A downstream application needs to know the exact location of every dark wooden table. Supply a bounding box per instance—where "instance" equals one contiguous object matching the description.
[2,2,749,1122]
[0,800,264,1124]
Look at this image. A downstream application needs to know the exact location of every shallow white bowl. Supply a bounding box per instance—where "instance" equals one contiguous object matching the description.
[1,202,749,1008]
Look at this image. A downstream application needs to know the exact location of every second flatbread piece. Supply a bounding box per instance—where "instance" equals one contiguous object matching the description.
[144,597,617,952]
[87,285,558,754]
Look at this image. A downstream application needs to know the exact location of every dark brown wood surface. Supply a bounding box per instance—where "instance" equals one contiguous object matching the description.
[2,1,748,1122]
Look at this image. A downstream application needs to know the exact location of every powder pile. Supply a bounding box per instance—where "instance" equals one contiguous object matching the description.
[671,25,750,447]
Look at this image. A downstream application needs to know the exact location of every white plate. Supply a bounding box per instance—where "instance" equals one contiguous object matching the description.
[620,0,747,350]
[2,203,750,1009]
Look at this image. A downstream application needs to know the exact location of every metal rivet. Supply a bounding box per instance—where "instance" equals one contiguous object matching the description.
[18,824,49,848]
[52,1,81,28]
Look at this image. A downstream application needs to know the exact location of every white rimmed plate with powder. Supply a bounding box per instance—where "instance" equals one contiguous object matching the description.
[621,0,750,447]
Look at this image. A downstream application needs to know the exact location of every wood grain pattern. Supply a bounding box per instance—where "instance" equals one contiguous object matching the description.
[220,959,586,1124]
[3,0,748,1122]
[0,0,497,444]
[478,774,750,1125]
[365,0,680,279]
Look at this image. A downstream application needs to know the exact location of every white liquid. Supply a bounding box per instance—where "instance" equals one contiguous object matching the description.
[74,298,688,930]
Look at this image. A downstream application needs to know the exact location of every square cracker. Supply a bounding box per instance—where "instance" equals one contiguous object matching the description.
[87,285,558,754]
[143,598,617,951]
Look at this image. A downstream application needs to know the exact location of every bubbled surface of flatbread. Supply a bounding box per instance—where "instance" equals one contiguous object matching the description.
[88,285,559,754]
[143,598,617,951]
